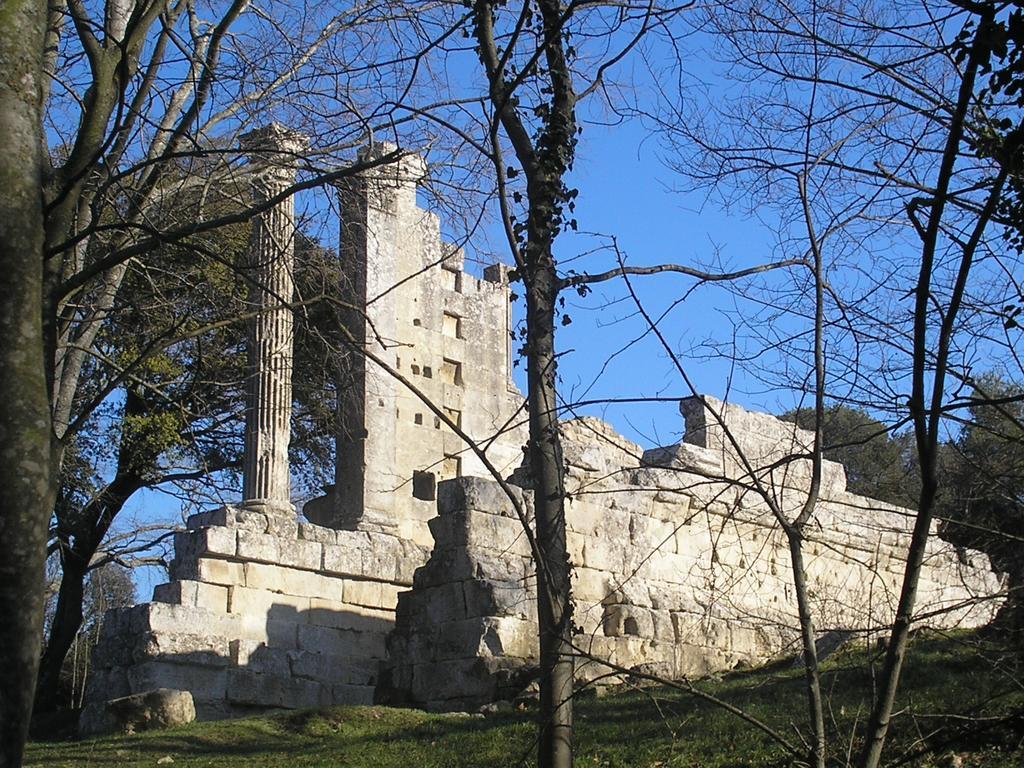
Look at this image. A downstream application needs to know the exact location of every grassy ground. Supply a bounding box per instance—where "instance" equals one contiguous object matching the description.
[26,631,1024,768]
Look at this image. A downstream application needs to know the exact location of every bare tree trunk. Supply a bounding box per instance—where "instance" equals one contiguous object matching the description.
[0,1,56,763]
[787,534,826,768]
[471,1,578,764]
[36,555,87,711]
[525,266,574,768]
[858,10,995,767]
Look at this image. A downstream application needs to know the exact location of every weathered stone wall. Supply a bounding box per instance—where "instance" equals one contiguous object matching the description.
[382,400,1002,711]
[306,145,527,544]
[89,398,1002,717]
[88,506,426,718]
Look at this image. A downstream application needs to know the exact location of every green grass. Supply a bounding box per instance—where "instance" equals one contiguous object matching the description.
[26,632,1024,768]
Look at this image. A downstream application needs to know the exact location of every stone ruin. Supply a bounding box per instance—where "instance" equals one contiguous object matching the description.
[84,133,1003,720]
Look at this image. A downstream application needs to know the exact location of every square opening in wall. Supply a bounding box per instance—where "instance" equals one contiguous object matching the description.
[442,267,462,293]
[423,366,432,378]
[442,358,463,386]
[414,413,423,425]
[441,454,462,481]
[413,470,436,501]
[442,312,463,339]
[443,406,462,428]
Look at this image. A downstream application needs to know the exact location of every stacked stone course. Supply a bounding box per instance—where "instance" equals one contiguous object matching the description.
[382,402,1001,711]
[89,505,427,718]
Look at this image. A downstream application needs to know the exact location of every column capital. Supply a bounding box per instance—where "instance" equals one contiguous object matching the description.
[241,123,308,180]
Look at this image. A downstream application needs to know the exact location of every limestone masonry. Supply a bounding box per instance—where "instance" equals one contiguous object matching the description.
[86,143,1002,718]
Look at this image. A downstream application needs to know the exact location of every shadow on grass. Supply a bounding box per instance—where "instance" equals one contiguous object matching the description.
[27,632,1024,768]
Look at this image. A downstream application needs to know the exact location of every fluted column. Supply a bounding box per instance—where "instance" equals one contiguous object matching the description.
[239,124,306,515]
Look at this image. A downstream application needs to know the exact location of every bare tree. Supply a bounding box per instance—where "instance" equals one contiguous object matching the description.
[471,3,580,763]
[643,1,1023,766]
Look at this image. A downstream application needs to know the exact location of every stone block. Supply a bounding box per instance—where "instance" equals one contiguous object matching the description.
[152,580,229,612]
[307,598,394,633]
[437,476,517,516]
[244,561,338,599]
[428,511,531,557]
[415,548,528,590]
[323,537,368,578]
[278,537,324,571]
[129,602,241,640]
[345,579,403,610]
[566,500,605,536]
[265,513,298,539]
[133,632,230,667]
[289,650,378,686]
[297,623,387,659]
[236,613,300,649]
[411,657,496,703]
[411,619,480,662]
[298,522,339,545]
[230,639,292,677]
[187,505,269,533]
[172,557,245,587]
[235,530,281,564]
[582,535,629,574]
[174,527,237,560]
[574,568,611,603]
[127,661,227,702]
[463,579,534,620]
[226,669,329,710]
[358,533,407,583]
[228,585,310,617]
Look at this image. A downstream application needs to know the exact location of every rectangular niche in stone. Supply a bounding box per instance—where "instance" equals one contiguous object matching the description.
[442,359,463,386]
[443,313,462,339]
[413,470,436,501]
[441,455,462,480]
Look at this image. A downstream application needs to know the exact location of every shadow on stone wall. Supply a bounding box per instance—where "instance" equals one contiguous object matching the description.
[87,599,395,722]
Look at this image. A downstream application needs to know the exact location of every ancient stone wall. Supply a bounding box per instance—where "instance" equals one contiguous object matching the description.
[88,397,1002,717]
[381,401,1002,711]
[89,506,426,718]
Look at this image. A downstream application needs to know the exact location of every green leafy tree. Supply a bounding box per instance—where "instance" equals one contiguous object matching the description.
[939,376,1024,643]
[37,223,340,711]
[784,406,919,508]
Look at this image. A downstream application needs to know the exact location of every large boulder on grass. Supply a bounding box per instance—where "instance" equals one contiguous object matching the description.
[79,688,195,737]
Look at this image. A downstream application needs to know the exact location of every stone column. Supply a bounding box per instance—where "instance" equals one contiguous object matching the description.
[239,124,307,515]
[304,144,426,530]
